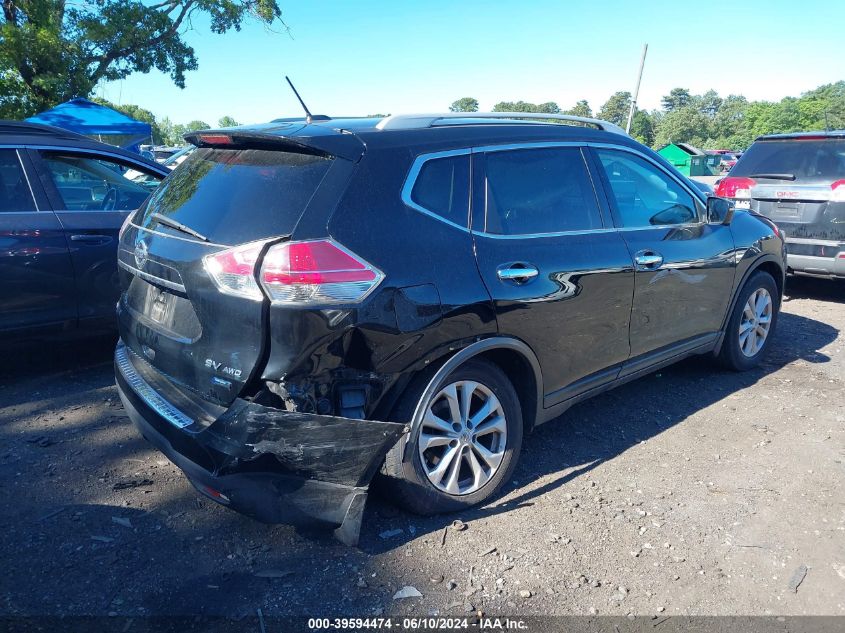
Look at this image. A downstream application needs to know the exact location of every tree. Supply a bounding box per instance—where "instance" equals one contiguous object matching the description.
[653,106,712,148]
[597,91,631,127]
[629,110,655,146]
[158,117,181,146]
[218,115,240,128]
[91,98,163,144]
[449,97,479,113]
[661,88,692,112]
[492,100,560,114]
[0,0,285,118]
[565,100,592,118]
[184,120,211,132]
[695,89,722,118]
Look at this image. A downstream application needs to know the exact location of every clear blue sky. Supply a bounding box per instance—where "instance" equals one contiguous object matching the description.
[98,0,845,127]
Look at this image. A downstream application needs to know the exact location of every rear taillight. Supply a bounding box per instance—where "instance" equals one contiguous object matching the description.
[715,176,756,199]
[261,239,383,305]
[203,239,383,305]
[203,241,264,301]
[831,180,845,202]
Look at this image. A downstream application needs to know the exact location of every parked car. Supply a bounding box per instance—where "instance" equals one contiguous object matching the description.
[718,152,742,173]
[0,121,168,338]
[115,113,785,544]
[715,130,845,279]
[161,144,195,170]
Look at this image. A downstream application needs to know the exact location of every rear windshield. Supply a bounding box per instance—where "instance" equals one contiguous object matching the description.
[731,138,845,182]
[138,148,333,244]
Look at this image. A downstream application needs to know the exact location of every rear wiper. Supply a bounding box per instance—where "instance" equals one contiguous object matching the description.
[150,213,209,242]
[748,173,796,180]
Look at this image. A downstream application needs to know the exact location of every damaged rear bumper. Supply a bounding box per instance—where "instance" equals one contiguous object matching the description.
[114,342,405,545]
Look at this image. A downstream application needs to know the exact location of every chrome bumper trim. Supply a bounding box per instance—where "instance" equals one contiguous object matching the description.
[116,345,194,429]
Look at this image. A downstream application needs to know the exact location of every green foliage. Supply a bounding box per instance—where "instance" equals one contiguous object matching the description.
[597,91,631,127]
[91,97,163,143]
[217,115,240,128]
[629,110,655,146]
[564,100,592,118]
[0,0,284,119]
[661,88,692,112]
[492,100,560,114]
[449,97,479,113]
[653,106,712,149]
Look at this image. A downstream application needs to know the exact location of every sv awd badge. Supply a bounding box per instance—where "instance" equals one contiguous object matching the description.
[205,359,242,379]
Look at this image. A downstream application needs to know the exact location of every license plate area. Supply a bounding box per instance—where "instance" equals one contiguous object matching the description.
[146,287,174,325]
[125,276,202,340]
[774,202,800,220]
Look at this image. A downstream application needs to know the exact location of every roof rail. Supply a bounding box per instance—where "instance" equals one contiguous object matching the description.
[375,112,627,135]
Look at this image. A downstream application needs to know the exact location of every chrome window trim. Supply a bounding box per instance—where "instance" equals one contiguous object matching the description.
[19,144,167,176]
[473,227,618,240]
[116,345,194,429]
[117,259,187,293]
[400,141,708,239]
[400,148,473,233]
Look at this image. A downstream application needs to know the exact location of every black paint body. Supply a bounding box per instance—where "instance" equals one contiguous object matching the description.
[114,117,786,536]
[0,122,168,337]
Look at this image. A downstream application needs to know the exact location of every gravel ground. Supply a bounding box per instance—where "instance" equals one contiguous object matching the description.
[1,276,844,619]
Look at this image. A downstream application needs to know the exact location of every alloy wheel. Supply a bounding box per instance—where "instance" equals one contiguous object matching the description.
[417,380,507,496]
[739,287,773,357]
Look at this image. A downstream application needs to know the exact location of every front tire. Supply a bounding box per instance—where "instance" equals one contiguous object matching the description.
[381,359,523,515]
[719,270,779,371]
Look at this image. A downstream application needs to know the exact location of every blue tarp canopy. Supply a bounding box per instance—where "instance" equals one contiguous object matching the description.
[26,98,152,153]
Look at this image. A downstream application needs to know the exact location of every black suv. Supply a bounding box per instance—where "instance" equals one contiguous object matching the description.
[0,121,167,338]
[115,113,785,544]
[716,130,845,279]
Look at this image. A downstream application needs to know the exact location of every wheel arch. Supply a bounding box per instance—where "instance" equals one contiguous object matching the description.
[397,337,544,435]
[715,254,785,355]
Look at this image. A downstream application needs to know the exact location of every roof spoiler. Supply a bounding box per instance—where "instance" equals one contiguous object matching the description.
[184,125,365,161]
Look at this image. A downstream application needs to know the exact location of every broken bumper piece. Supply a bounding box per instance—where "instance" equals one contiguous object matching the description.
[114,343,406,545]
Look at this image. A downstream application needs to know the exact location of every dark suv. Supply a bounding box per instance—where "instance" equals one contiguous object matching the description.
[0,121,167,338]
[716,130,845,279]
[115,113,785,544]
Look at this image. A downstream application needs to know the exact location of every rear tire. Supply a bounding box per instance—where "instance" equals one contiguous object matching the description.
[718,270,779,371]
[380,358,523,515]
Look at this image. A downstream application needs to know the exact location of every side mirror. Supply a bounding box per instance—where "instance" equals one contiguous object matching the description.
[707,196,735,225]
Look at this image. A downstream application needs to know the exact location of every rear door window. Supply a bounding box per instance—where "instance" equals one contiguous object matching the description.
[40,152,162,211]
[0,149,36,212]
[138,148,334,244]
[409,154,470,227]
[483,147,602,235]
[731,138,845,182]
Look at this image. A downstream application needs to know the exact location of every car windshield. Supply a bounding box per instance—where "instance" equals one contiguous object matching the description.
[731,138,845,182]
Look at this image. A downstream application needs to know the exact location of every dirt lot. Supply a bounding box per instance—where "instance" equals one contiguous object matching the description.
[1,277,844,620]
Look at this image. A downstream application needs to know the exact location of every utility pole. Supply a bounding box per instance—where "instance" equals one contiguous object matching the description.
[626,43,648,134]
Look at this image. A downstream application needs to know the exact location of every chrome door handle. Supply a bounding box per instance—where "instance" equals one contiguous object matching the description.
[634,251,664,270]
[70,234,111,244]
[497,264,539,282]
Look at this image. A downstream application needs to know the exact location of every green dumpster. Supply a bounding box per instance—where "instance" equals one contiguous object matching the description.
[657,143,719,177]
